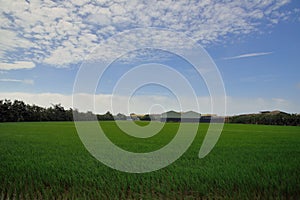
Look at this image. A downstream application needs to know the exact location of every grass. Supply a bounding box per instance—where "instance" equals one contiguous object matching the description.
[0,121,299,199]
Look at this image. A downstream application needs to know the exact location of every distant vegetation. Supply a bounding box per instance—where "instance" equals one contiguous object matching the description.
[0,99,114,122]
[0,99,73,122]
[0,99,299,126]
[228,111,300,126]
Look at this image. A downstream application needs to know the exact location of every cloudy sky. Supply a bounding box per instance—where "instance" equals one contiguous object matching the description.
[0,0,299,115]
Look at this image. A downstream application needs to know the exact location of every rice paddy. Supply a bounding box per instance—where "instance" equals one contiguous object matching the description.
[0,121,299,199]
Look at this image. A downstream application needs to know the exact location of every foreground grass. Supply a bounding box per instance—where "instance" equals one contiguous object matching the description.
[0,122,299,199]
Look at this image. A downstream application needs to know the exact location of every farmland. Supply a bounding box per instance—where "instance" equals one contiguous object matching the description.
[0,122,299,199]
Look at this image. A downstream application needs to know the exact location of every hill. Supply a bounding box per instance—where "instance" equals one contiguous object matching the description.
[228,110,300,126]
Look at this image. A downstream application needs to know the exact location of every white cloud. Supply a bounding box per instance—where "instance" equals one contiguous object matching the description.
[0,92,298,115]
[0,92,72,108]
[0,79,34,85]
[0,61,36,70]
[87,13,112,26]
[0,29,34,57]
[0,0,294,67]
[226,96,298,115]
[223,52,273,60]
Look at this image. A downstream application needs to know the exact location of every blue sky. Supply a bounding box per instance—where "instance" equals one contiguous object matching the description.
[0,0,299,115]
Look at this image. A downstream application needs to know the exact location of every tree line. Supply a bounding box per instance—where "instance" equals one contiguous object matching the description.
[227,112,300,126]
[0,99,117,122]
[1,99,299,126]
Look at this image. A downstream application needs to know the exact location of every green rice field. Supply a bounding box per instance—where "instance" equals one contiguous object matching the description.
[0,122,299,199]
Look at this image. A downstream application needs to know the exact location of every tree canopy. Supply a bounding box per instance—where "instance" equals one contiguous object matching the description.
[228,112,300,126]
[0,99,115,122]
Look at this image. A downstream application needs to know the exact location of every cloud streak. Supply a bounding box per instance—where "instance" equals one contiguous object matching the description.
[0,79,34,85]
[0,61,36,70]
[223,52,273,60]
